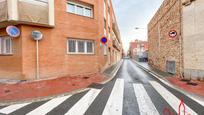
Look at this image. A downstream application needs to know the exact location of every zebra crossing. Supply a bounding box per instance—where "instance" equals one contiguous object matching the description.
[0,78,200,115]
[133,84,159,115]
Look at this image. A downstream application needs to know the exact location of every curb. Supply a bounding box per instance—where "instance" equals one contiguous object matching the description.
[0,88,90,106]
[101,59,123,84]
[132,60,204,106]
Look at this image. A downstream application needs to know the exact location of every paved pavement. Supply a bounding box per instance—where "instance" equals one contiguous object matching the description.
[0,74,106,103]
[134,60,204,98]
[0,59,203,115]
[134,61,172,77]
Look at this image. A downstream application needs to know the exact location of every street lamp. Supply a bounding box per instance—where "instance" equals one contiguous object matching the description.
[134,27,146,30]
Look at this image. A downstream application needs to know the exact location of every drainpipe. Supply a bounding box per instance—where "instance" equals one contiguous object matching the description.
[179,0,184,79]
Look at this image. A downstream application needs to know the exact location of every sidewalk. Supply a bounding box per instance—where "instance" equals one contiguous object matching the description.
[103,61,123,77]
[0,62,122,104]
[0,73,106,104]
[134,61,204,97]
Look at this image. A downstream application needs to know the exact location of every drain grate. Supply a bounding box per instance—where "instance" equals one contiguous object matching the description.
[187,82,198,86]
[88,83,103,89]
[83,77,90,79]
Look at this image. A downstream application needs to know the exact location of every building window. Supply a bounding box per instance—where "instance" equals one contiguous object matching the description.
[104,19,107,29]
[67,39,94,54]
[104,0,106,19]
[108,26,110,39]
[68,3,75,13]
[103,44,107,56]
[68,39,76,53]
[104,18,107,36]
[108,13,110,26]
[67,1,93,18]
[76,5,83,15]
[0,36,12,55]
[78,41,85,53]
[87,41,93,53]
[84,8,92,17]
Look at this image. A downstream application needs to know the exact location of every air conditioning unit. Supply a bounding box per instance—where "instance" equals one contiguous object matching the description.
[166,60,176,74]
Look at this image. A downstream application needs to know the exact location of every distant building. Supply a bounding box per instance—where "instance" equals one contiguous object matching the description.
[129,39,148,62]
[129,41,137,59]
[148,0,204,80]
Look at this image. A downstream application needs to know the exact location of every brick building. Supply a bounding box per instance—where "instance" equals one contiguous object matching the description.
[129,39,148,61]
[148,0,204,80]
[129,41,137,59]
[0,0,122,80]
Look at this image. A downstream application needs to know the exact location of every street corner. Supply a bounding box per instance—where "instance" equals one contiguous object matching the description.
[0,73,107,105]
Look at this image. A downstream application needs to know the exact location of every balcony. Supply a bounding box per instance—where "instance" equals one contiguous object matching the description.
[0,0,54,29]
[112,32,121,51]
[112,22,121,43]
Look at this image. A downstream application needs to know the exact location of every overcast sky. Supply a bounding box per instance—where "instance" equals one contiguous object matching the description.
[112,0,164,52]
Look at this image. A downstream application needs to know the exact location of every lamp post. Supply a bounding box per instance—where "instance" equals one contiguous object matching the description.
[135,27,145,30]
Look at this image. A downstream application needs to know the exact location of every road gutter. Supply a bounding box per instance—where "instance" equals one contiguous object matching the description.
[0,88,90,106]
[132,60,204,107]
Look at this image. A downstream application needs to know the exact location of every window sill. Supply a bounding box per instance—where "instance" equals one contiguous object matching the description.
[66,12,94,19]
[67,52,95,55]
[0,54,13,56]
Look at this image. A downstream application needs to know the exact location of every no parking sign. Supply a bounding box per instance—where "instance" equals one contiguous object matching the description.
[169,30,177,39]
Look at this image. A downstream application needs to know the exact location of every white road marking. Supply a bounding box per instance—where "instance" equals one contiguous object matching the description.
[133,84,159,115]
[150,81,198,115]
[65,88,101,115]
[26,95,72,115]
[148,68,204,106]
[0,102,31,114]
[102,79,124,115]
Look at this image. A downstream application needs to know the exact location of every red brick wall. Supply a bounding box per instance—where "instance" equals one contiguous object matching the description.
[0,27,23,79]
[0,0,122,80]
[21,0,102,79]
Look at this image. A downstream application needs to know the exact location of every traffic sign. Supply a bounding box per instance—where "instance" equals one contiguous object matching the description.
[31,30,43,41]
[101,37,108,44]
[169,30,177,39]
[6,26,20,38]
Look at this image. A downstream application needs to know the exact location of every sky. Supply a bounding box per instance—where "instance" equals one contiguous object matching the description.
[112,0,164,52]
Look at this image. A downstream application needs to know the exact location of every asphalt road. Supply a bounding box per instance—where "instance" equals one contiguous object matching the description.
[0,59,203,115]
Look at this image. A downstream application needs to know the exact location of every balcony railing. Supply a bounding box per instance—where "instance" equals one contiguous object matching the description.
[0,0,54,28]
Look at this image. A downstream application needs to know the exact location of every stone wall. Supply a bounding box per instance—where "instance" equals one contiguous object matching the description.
[148,0,182,75]
[182,0,204,80]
